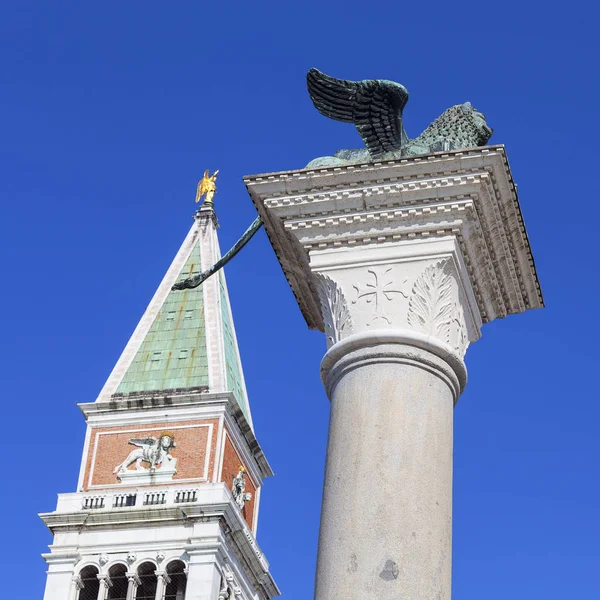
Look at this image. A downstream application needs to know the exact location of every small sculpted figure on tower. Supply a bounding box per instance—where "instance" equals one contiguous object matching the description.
[232,466,252,509]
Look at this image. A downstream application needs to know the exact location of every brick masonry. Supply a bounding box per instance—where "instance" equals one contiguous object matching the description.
[81,418,260,529]
[83,419,219,489]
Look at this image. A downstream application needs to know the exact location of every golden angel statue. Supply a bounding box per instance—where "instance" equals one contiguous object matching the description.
[196,169,219,205]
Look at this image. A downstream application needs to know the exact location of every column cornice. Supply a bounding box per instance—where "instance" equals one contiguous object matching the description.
[245,145,543,336]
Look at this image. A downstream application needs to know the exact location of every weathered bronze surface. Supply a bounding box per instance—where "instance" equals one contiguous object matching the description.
[172,215,263,291]
[306,68,493,167]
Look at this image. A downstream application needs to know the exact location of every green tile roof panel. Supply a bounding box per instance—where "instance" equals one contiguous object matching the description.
[116,242,209,394]
[220,271,251,421]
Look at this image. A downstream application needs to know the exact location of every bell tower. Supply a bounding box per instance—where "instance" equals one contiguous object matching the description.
[40,203,279,600]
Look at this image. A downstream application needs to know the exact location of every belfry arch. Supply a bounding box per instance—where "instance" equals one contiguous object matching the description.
[77,565,100,600]
[135,562,157,600]
[107,563,128,600]
[165,560,187,600]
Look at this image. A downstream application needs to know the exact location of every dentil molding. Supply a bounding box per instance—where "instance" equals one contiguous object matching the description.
[245,145,543,358]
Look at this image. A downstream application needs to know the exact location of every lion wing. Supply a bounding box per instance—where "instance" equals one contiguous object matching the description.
[307,68,409,157]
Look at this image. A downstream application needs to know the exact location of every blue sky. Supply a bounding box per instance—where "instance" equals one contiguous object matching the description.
[1,1,599,598]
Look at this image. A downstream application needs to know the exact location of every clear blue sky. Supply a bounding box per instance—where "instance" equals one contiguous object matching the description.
[1,2,598,598]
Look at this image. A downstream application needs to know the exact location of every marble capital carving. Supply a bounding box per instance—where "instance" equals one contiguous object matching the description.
[312,253,477,360]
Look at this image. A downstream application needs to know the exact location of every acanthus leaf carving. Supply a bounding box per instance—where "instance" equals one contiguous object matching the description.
[407,260,454,343]
[315,274,353,347]
[451,300,469,358]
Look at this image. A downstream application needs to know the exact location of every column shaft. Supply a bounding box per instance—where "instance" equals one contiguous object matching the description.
[316,340,458,600]
[126,575,138,600]
[97,578,110,600]
[155,573,169,600]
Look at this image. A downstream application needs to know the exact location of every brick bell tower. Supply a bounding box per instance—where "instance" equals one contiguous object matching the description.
[40,203,280,600]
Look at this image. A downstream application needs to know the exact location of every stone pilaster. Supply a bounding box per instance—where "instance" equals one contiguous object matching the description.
[245,145,543,600]
[196,205,228,395]
[184,550,222,600]
[41,552,80,600]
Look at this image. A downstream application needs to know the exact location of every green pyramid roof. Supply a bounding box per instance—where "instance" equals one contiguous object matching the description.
[100,210,252,426]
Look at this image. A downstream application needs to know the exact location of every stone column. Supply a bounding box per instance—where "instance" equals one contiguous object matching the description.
[245,146,543,600]
[155,571,170,600]
[68,575,83,600]
[97,574,112,600]
[125,573,140,600]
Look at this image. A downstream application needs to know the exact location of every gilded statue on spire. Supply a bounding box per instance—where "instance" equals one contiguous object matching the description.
[196,169,219,205]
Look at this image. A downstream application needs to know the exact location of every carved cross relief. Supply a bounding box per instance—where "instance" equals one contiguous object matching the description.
[352,267,409,326]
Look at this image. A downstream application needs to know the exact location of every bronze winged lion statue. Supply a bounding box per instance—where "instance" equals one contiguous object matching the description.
[306,68,493,167]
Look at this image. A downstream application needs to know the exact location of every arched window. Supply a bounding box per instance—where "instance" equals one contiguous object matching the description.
[135,562,157,600]
[78,566,100,600]
[165,560,187,600]
[108,563,128,600]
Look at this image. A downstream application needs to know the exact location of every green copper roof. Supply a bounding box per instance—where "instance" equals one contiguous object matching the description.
[116,242,209,394]
[220,271,250,422]
[111,216,253,427]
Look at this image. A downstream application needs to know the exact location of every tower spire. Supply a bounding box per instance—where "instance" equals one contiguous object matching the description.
[95,201,252,425]
[39,197,277,600]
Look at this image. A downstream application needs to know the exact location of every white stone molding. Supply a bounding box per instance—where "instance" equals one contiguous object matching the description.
[245,146,544,347]
[41,482,279,600]
[156,551,166,564]
[125,572,140,585]
[98,553,110,567]
[198,207,228,398]
[98,573,112,588]
[321,330,466,402]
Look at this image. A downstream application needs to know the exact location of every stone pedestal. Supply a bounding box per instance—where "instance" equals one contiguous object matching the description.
[245,146,543,600]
